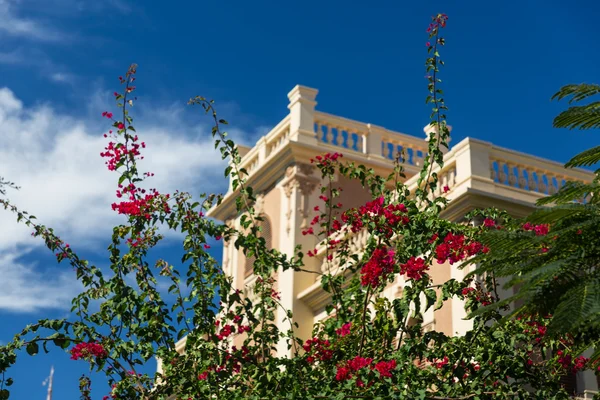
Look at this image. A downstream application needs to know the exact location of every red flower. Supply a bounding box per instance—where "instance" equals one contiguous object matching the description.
[400,256,428,280]
[433,356,449,369]
[336,322,352,337]
[117,123,125,130]
[198,371,209,380]
[303,337,333,363]
[374,359,397,378]
[70,342,108,360]
[347,356,373,371]
[311,152,343,167]
[335,366,352,381]
[302,227,314,236]
[360,247,395,288]
[331,219,342,232]
[483,218,496,228]
[434,232,486,264]
[523,222,549,236]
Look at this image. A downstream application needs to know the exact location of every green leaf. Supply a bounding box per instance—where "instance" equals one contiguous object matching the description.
[552,84,600,130]
[26,342,38,356]
[424,289,437,311]
[564,145,600,168]
[552,83,600,104]
[549,278,600,335]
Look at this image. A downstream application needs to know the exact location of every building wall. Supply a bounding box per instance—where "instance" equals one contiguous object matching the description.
[207,84,596,394]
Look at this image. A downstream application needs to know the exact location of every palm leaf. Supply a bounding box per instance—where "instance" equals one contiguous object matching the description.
[537,182,597,205]
[564,145,600,169]
[552,83,600,130]
[548,279,600,335]
[528,202,588,219]
[551,83,600,103]
[553,102,600,130]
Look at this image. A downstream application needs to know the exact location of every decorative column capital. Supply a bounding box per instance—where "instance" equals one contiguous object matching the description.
[254,193,265,215]
[281,163,320,234]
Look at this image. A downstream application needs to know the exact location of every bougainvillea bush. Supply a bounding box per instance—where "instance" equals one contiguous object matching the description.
[0,14,597,400]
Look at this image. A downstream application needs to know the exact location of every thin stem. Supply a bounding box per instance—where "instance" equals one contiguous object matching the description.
[358,285,371,356]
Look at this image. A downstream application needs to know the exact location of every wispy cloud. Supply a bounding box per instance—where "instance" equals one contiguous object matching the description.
[0,0,64,42]
[49,72,75,84]
[0,86,261,312]
[0,48,24,64]
[0,47,76,84]
[0,87,232,250]
[0,250,80,313]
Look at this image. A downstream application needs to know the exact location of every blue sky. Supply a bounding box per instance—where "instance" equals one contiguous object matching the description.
[1,0,599,398]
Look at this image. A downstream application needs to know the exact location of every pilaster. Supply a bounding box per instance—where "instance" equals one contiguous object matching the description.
[276,162,321,357]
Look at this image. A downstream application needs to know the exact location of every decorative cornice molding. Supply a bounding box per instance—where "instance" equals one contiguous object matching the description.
[207,140,406,222]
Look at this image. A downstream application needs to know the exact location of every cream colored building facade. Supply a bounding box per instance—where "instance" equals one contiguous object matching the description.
[201,85,597,397]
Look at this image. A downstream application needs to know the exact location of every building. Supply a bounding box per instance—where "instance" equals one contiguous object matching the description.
[183,85,597,397]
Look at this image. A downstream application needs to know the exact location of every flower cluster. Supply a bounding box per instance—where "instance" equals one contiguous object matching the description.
[198,345,250,380]
[303,337,333,364]
[335,322,352,337]
[70,342,108,361]
[341,197,409,236]
[335,356,397,386]
[523,222,550,236]
[111,190,170,220]
[373,359,397,378]
[432,356,449,369]
[214,317,250,341]
[434,232,488,264]
[427,13,448,34]
[556,351,589,373]
[310,152,343,169]
[100,136,145,172]
[399,256,428,281]
[483,218,496,228]
[461,285,493,307]
[523,319,548,344]
[360,246,395,288]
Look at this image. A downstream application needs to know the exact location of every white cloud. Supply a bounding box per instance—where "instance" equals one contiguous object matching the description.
[0,48,25,65]
[49,72,72,83]
[0,249,80,313]
[0,86,256,312]
[0,47,76,86]
[0,0,64,42]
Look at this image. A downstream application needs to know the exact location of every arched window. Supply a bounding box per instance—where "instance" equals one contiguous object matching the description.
[244,215,272,278]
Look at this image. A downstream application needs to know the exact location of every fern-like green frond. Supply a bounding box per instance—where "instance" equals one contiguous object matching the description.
[549,279,600,335]
[552,102,600,130]
[564,145,600,169]
[551,83,600,104]
[528,202,587,220]
[537,181,597,206]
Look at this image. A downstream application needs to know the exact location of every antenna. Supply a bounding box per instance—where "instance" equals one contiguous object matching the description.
[42,366,54,400]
